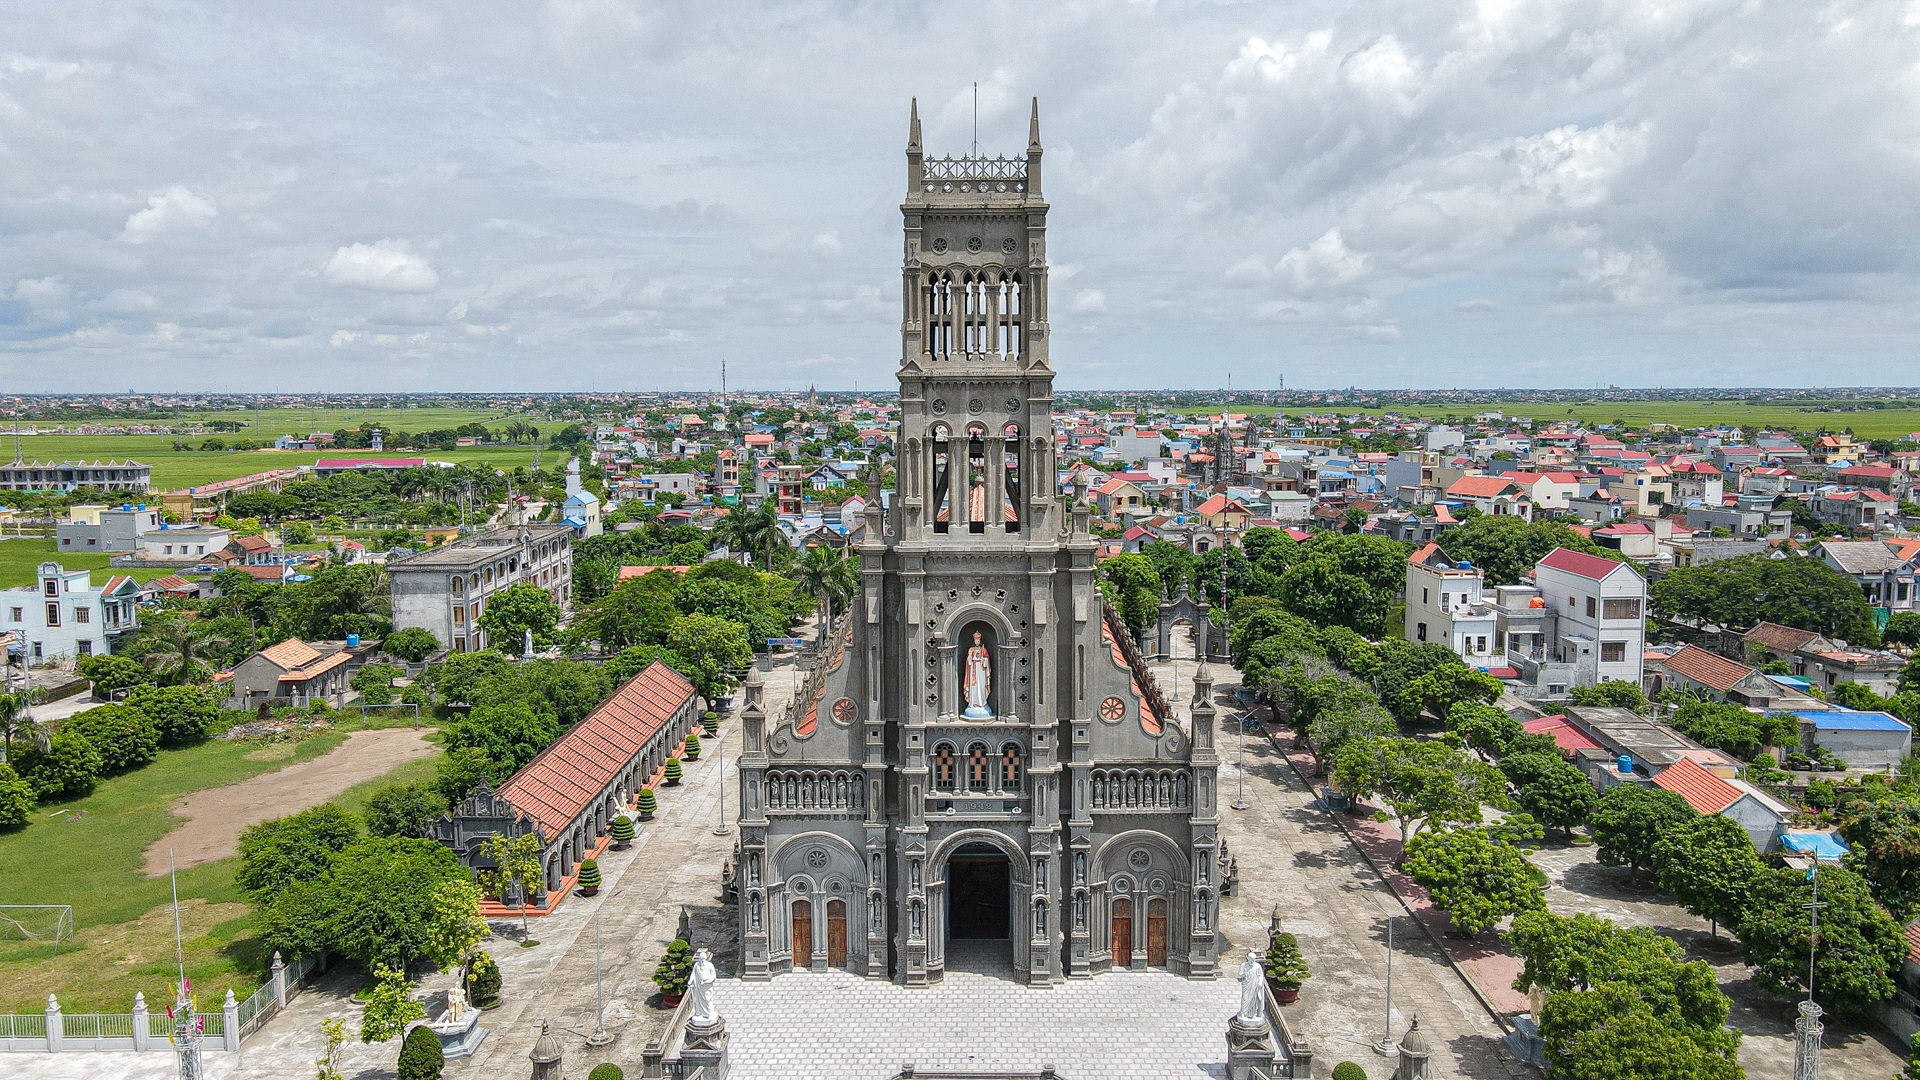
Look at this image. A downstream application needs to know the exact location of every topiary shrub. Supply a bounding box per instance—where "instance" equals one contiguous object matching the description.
[702,711,719,736]
[396,1022,444,1080]
[683,732,701,760]
[636,787,657,818]
[610,814,635,849]
[664,758,682,786]
[465,951,501,1008]
[652,939,694,1001]
[577,858,601,896]
[1331,1063,1368,1080]
[587,1064,624,1080]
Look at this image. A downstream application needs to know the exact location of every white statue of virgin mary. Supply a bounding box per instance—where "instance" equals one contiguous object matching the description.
[962,630,993,718]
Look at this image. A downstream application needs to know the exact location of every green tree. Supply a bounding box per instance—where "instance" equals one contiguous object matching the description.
[1651,553,1880,646]
[1542,985,1744,1080]
[1739,865,1906,1014]
[1830,682,1884,711]
[1667,699,1796,761]
[0,763,34,829]
[1333,736,1508,853]
[351,662,404,706]
[716,501,783,570]
[76,654,152,695]
[382,627,440,663]
[237,804,363,902]
[1446,701,1525,755]
[1099,553,1163,641]
[1278,556,1386,637]
[366,782,448,839]
[16,729,100,799]
[434,747,499,804]
[476,831,545,938]
[123,684,222,747]
[396,1023,445,1080]
[1396,665,1503,724]
[358,962,425,1043]
[1838,798,1920,922]
[1589,785,1695,884]
[576,571,681,650]
[477,583,562,651]
[62,705,159,774]
[1885,612,1920,648]
[141,618,230,685]
[442,702,559,775]
[1403,826,1547,935]
[1652,813,1764,937]
[0,692,43,765]
[794,544,857,638]
[667,612,752,705]
[1500,751,1598,837]
[419,876,487,971]
[430,650,514,706]
[1568,680,1647,709]
[260,837,477,970]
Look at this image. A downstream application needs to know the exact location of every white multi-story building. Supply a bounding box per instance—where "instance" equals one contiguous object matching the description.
[1,562,141,663]
[1404,544,1499,665]
[1492,547,1648,700]
[387,524,573,654]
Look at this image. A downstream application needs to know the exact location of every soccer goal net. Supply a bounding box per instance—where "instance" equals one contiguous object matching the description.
[0,905,74,952]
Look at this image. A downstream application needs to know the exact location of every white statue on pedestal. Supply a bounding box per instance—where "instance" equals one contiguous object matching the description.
[688,948,719,1027]
[962,631,993,718]
[1237,950,1265,1025]
[445,982,467,1025]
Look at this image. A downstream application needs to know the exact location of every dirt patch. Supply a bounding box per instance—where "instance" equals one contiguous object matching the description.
[142,728,436,876]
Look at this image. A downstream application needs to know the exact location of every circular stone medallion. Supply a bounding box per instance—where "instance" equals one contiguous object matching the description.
[1098,696,1127,723]
[831,697,858,725]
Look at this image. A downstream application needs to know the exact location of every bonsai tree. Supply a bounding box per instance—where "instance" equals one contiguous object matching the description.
[396,1023,445,1080]
[684,732,702,761]
[465,951,501,1008]
[610,813,635,849]
[653,939,695,1004]
[664,758,683,786]
[587,1066,625,1080]
[1331,1064,1367,1080]
[1263,932,1310,1001]
[577,858,601,896]
[702,710,719,736]
[636,787,657,819]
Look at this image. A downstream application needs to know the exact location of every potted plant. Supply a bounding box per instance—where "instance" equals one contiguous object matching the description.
[636,787,657,820]
[464,951,502,1009]
[702,710,719,737]
[652,939,694,1007]
[663,758,683,786]
[609,814,635,850]
[1264,933,1310,1004]
[577,858,601,896]
[683,732,702,761]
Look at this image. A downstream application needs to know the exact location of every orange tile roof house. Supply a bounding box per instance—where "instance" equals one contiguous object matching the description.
[1652,756,1794,851]
[221,638,354,710]
[1648,644,1782,704]
[429,662,699,910]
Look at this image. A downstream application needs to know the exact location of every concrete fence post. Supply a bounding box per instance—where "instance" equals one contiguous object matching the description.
[132,992,149,1052]
[44,994,60,1052]
[270,951,288,1009]
[221,989,239,1052]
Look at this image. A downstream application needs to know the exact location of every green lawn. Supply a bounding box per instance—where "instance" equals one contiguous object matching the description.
[0,733,348,1012]
[1166,399,1920,439]
[5,436,549,490]
[0,538,178,589]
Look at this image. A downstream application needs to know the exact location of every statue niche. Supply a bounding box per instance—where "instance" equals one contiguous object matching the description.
[958,621,998,719]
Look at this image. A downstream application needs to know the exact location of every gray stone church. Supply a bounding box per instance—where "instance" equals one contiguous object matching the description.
[735,100,1223,986]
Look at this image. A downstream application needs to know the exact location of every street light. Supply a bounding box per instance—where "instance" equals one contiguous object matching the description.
[1373,892,1400,1057]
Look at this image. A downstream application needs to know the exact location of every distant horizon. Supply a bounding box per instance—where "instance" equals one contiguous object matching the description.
[10,386,1920,399]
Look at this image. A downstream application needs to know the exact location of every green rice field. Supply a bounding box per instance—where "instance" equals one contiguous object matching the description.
[1169,399,1920,439]
[0,538,178,589]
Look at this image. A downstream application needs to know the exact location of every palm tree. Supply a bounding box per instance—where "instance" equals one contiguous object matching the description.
[795,546,838,640]
[143,619,231,686]
[720,502,783,571]
[0,691,46,764]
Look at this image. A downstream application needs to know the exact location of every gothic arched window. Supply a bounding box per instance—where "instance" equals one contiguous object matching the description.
[1001,743,1023,791]
[933,744,956,791]
[967,742,990,791]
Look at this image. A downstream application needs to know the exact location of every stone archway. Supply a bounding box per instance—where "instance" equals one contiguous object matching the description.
[1154,586,1223,661]
[928,828,1033,980]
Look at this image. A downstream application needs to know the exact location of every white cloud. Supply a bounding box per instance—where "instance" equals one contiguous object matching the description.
[1572,244,1686,305]
[811,232,843,257]
[120,186,217,243]
[330,330,358,346]
[1276,229,1367,293]
[1069,289,1107,314]
[12,276,69,308]
[323,240,440,293]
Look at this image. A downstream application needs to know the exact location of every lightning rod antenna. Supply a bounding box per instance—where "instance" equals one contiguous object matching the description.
[971,82,979,157]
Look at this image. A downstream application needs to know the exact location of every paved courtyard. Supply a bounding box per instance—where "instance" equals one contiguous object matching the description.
[715,941,1239,1079]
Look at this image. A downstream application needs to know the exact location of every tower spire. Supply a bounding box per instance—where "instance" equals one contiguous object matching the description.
[907,97,922,153]
[1028,96,1042,152]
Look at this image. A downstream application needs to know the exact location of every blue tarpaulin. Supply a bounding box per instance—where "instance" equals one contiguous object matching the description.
[1780,832,1849,861]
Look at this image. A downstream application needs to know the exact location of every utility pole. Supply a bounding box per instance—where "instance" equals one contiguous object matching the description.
[1794,867,1827,1080]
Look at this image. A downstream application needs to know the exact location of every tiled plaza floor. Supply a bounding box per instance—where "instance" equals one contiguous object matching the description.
[714,940,1242,1080]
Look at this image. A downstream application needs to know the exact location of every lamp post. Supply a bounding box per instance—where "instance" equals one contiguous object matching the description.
[1375,901,1398,1056]
[586,909,611,1046]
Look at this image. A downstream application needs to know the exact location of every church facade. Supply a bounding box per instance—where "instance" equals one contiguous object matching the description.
[735,101,1223,986]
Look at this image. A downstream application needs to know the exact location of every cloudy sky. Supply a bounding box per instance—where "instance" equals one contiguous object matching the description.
[3,0,1918,392]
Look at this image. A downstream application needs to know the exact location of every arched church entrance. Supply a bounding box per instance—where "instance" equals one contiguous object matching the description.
[948,842,1011,939]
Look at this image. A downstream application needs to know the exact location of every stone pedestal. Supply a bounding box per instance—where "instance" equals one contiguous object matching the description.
[1226,1014,1278,1080]
[428,1008,488,1059]
[680,1016,730,1078]
[1504,1013,1545,1067]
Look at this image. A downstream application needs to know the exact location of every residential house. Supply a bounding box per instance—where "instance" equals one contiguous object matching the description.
[0,562,140,663]
[1687,503,1793,541]
[311,457,427,477]
[1646,644,1782,705]
[1837,465,1912,500]
[1810,433,1859,465]
[1810,488,1900,531]
[561,458,603,539]
[1817,540,1917,614]
[1093,477,1150,520]
[1790,710,1913,768]
[218,638,353,710]
[1797,647,1905,699]
[56,503,162,554]
[0,459,152,492]
[1445,475,1533,520]
[1736,466,1796,496]
[1651,756,1794,852]
[1403,544,1500,665]
[1192,494,1254,537]
[1741,622,1836,669]
[128,525,233,565]
[1615,466,1674,518]
[1494,547,1647,698]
